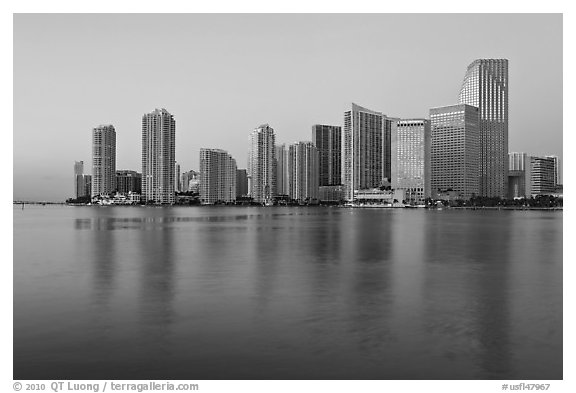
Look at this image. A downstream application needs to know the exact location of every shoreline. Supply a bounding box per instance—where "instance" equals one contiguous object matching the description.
[14,202,563,211]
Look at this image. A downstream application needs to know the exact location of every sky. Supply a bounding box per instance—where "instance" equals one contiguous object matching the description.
[13,13,563,202]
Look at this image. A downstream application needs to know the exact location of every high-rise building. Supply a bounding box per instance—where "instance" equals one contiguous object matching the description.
[175,162,181,192]
[199,148,237,204]
[236,169,248,198]
[248,124,276,204]
[116,170,142,194]
[92,125,116,197]
[430,104,480,200]
[74,161,84,198]
[312,124,341,186]
[288,141,319,203]
[275,144,289,195]
[544,155,561,187]
[342,103,384,201]
[75,174,91,198]
[142,109,176,204]
[382,116,399,183]
[391,119,431,204]
[458,59,509,197]
[529,156,556,195]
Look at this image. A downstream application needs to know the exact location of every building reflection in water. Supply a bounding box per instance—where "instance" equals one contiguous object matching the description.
[422,211,512,379]
[340,209,396,376]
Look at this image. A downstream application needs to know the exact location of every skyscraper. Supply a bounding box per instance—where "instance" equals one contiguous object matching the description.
[430,104,480,199]
[142,108,176,204]
[248,124,276,204]
[391,119,431,204]
[75,174,91,199]
[92,125,116,197]
[342,103,383,201]
[74,161,84,198]
[175,162,181,192]
[236,169,248,198]
[275,144,289,196]
[382,116,399,183]
[458,59,509,197]
[288,141,319,203]
[199,148,237,204]
[312,124,341,186]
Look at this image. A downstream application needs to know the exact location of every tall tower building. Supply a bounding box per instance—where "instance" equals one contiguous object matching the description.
[342,103,383,201]
[199,148,237,204]
[248,124,276,204]
[74,161,84,198]
[458,59,509,197]
[236,169,248,198]
[312,124,341,186]
[430,104,480,199]
[275,144,289,195]
[391,119,431,204]
[288,141,319,203]
[92,125,116,197]
[142,108,176,204]
[175,162,181,192]
[382,116,399,183]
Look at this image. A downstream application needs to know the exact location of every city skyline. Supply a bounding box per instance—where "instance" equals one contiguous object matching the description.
[14,14,562,201]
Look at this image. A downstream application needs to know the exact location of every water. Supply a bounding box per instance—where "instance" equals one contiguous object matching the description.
[13,206,562,380]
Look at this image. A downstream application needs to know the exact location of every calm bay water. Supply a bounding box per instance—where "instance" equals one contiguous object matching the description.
[13,206,562,380]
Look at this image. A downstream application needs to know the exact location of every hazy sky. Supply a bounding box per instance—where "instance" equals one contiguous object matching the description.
[13,13,562,201]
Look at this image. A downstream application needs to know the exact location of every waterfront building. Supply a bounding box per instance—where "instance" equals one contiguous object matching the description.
[508,170,527,199]
[508,152,529,198]
[458,59,509,197]
[312,124,341,186]
[75,174,91,198]
[353,188,405,205]
[430,104,480,200]
[275,144,289,195]
[342,103,384,201]
[545,155,561,187]
[288,141,319,203]
[142,108,176,204]
[319,185,345,203]
[92,125,116,197]
[529,156,556,196]
[74,161,84,198]
[248,124,276,204]
[116,170,142,194]
[175,162,181,192]
[199,148,237,204]
[112,192,141,205]
[391,119,431,204]
[236,169,248,198]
